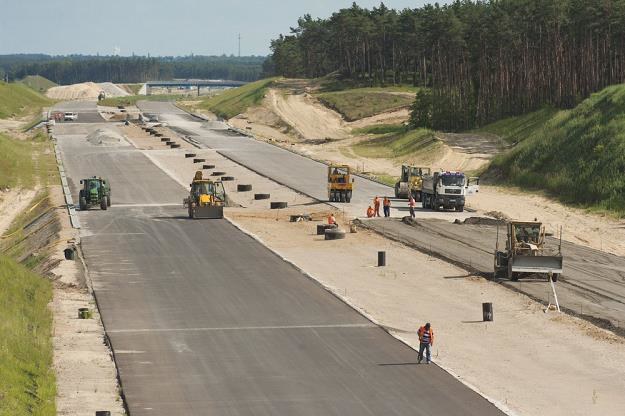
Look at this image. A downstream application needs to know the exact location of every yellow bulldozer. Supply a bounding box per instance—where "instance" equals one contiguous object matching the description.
[327,164,354,203]
[183,171,226,219]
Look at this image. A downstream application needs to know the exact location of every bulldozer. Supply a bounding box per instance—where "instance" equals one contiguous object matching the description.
[78,177,111,211]
[327,165,354,203]
[394,165,431,201]
[494,221,563,281]
[183,171,225,219]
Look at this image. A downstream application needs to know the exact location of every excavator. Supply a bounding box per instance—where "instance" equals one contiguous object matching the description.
[183,171,226,219]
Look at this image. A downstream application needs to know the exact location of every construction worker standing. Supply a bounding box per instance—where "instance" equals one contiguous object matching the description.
[373,196,381,217]
[408,196,416,218]
[383,197,391,217]
[417,322,434,364]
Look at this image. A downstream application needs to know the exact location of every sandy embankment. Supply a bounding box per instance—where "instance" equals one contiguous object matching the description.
[47,82,130,100]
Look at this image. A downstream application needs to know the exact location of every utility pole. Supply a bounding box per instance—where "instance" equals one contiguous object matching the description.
[238,33,241,57]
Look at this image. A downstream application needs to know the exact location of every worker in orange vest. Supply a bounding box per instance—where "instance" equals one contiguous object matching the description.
[383,197,391,217]
[366,205,375,218]
[328,213,336,225]
[373,196,381,217]
[417,322,434,364]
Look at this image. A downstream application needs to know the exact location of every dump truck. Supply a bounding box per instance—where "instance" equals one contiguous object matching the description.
[78,176,111,211]
[394,165,431,200]
[494,221,563,281]
[183,171,226,219]
[421,171,479,212]
[328,165,354,203]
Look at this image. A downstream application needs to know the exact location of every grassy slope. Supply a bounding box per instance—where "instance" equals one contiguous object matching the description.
[19,75,57,94]
[0,82,53,119]
[98,94,181,107]
[352,128,440,159]
[316,88,415,121]
[0,132,55,189]
[0,255,55,416]
[487,84,625,214]
[196,78,277,119]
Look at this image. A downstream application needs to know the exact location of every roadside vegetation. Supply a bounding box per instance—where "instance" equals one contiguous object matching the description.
[488,84,625,215]
[98,94,181,107]
[0,131,55,189]
[316,88,415,121]
[352,128,440,160]
[19,75,57,93]
[120,83,142,95]
[196,78,277,119]
[0,81,52,119]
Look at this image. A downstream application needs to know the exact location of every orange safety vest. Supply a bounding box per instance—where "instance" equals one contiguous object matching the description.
[383,198,390,207]
[367,207,375,217]
[328,215,336,225]
[374,197,380,207]
[418,326,434,345]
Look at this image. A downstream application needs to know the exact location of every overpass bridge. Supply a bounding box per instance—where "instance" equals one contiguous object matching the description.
[145,79,247,95]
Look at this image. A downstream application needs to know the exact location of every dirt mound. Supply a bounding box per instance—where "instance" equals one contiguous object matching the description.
[98,82,130,98]
[460,216,506,226]
[46,82,103,100]
[86,128,124,146]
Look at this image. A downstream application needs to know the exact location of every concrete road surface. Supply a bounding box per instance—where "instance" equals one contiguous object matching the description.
[51,100,105,123]
[363,218,625,332]
[54,120,504,415]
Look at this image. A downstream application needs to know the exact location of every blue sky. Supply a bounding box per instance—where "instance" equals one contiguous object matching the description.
[0,0,444,56]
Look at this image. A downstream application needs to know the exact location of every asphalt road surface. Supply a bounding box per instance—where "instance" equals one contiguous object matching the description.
[54,117,504,414]
[51,100,105,123]
[137,101,476,222]
[363,218,625,331]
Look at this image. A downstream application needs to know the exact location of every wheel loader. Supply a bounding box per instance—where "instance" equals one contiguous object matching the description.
[494,221,563,281]
[183,171,226,219]
[78,177,111,211]
[394,165,430,201]
[327,165,354,203]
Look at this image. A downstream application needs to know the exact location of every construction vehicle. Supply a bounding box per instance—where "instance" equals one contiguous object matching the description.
[421,171,479,212]
[394,165,431,200]
[327,165,354,203]
[494,221,563,281]
[183,171,226,219]
[78,177,111,211]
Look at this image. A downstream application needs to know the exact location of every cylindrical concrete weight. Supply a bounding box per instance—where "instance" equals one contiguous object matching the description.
[202,164,215,170]
[237,184,252,192]
[482,302,493,321]
[64,248,75,260]
[221,176,235,181]
[254,193,270,200]
[95,412,111,416]
[325,229,346,240]
[185,153,196,158]
[193,158,206,163]
[270,202,288,209]
[378,251,386,267]
[317,224,337,235]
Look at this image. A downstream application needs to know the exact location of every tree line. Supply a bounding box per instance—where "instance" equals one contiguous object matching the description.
[266,0,625,130]
[0,55,265,85]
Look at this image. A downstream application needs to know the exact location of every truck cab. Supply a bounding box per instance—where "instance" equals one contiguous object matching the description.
[421,171,479,212]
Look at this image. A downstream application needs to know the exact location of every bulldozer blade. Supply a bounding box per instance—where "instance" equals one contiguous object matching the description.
[511,255,563,274]
[192,206,223,219]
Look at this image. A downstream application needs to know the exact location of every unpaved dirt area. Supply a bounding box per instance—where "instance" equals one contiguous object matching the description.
[228,208,625,416]
[470,185,625,257]
[0,188,38,234]
[47,82,129,101]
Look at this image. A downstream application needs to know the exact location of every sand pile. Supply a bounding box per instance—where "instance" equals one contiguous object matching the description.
[98,82,130,98]
[46,82,103,100]
[86,128,124,146]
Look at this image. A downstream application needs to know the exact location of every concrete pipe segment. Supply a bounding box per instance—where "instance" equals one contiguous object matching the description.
[237,184,253,192]
[325,229,346,240]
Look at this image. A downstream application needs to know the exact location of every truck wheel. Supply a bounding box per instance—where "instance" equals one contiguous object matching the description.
[340,191,345,203]
[511,273,519,281]
[394,185,400,198]
[79,197,87,211]
[188,207,194,219]
[551,274,559,283]
[107,195,111,207]
[422,195,428,209]
[100,197,108,210]
[346,191,352,203]
[456,205,464,212]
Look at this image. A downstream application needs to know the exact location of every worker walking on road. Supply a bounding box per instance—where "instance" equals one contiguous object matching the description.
[408,196,416,218]
[383,197,391,217]
[374,196,381,217]
[417,322,434,364]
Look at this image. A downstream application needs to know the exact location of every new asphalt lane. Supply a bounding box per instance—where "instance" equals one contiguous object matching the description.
[54,108,505,415]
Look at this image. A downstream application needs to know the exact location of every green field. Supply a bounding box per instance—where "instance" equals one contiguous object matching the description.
[316,88,415,121]
[98,94,181,107]
[352,128,440,159]
[0,82,53,119]
[197,78,277,119]
[19,75,57,93]
[487,84,625,215]
[0,132,56,190]
[474,107,559,144]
